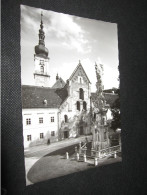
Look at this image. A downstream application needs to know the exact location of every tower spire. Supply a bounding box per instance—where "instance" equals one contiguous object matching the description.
[35,12,49,58]
[34,12,50,87]
[40,11,43,29]
[39,11,45,46]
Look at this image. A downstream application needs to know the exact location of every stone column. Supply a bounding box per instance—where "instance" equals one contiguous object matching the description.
[76,153,79,161]
[94,157,98,166]
[79,142,81,154]
[114,151,117,158]
[83,147,87,155]
[66,152,69,159]
[83,154,87,162]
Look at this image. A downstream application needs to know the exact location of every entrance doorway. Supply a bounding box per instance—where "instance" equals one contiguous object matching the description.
[64,131,69,138]
[80,126,84,135]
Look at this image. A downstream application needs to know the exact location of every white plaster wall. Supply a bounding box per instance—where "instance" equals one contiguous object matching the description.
[34,55,50,87]
[34,76,50,87]
[22,108,59,148]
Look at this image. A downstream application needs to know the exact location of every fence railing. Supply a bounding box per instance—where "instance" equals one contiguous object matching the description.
[72,143,121,165]
[78,144,121,158]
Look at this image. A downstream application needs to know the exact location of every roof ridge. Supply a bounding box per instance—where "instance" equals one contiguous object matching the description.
[22,84,53,89]
[68,62,91,84]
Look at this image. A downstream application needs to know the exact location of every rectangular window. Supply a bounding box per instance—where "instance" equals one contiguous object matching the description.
[26,118,31,125]
[40,60,44,65]
[40,65,44,73]
[40,133,44,139]
[51,131,55,136]
[39,117,43,124]
[27,135,31,141]
[51,117,54,122]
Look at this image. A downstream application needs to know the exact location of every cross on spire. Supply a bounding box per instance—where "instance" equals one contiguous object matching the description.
[40,11,44,29]
[41,11,43,22]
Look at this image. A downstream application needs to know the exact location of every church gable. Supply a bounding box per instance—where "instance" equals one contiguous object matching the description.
[69,61,91,84]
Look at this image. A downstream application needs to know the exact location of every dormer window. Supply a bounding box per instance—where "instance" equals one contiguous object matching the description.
[43,99,47,105]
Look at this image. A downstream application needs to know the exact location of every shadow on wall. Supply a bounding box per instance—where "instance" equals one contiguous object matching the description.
[27,131,58,148]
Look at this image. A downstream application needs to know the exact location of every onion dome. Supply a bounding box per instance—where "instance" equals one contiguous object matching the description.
[35,45,48,58]
[35,12,49,58]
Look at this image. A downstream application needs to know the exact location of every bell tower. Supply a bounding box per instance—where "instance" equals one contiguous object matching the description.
[34,12,50,87]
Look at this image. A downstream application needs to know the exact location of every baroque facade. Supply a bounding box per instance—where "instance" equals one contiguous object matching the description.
[22,14,118,148]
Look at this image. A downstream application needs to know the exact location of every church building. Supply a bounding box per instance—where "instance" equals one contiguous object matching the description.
[22,14,118,148]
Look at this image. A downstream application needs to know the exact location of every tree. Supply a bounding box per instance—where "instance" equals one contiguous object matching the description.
[110,88,121,130]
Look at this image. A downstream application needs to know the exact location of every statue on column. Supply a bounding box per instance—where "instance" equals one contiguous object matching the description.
[91,62,108,151]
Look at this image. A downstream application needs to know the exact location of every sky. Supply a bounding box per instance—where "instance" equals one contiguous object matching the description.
[21,5,119,92]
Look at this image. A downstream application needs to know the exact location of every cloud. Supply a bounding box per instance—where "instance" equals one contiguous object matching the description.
[50,57,119,91]
[21,5,41,33]
[21,5,119,91]
[103,64,119,89]
[21,6,91,54]
[45,12,91,53]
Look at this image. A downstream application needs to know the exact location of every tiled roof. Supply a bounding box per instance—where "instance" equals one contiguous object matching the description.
[52,78,66,89]
[91,92,118,107]
[22,85,68,108]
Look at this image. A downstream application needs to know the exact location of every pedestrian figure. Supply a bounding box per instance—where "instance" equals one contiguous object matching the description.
[47,139,50,145]
[85,136,88,143]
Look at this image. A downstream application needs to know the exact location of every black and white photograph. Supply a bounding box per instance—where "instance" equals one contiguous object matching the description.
[21,5,121,185]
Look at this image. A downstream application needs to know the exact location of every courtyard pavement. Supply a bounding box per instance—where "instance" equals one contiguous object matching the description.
[24,135,121,185]
[25,136,92,185]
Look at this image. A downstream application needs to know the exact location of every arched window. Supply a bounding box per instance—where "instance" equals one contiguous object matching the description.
[79,88,84,100]
[64,115,68,123]
[80,77,82,83]
[77,101,80,111]
[40,65,44,73]
[83,101,87,111]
